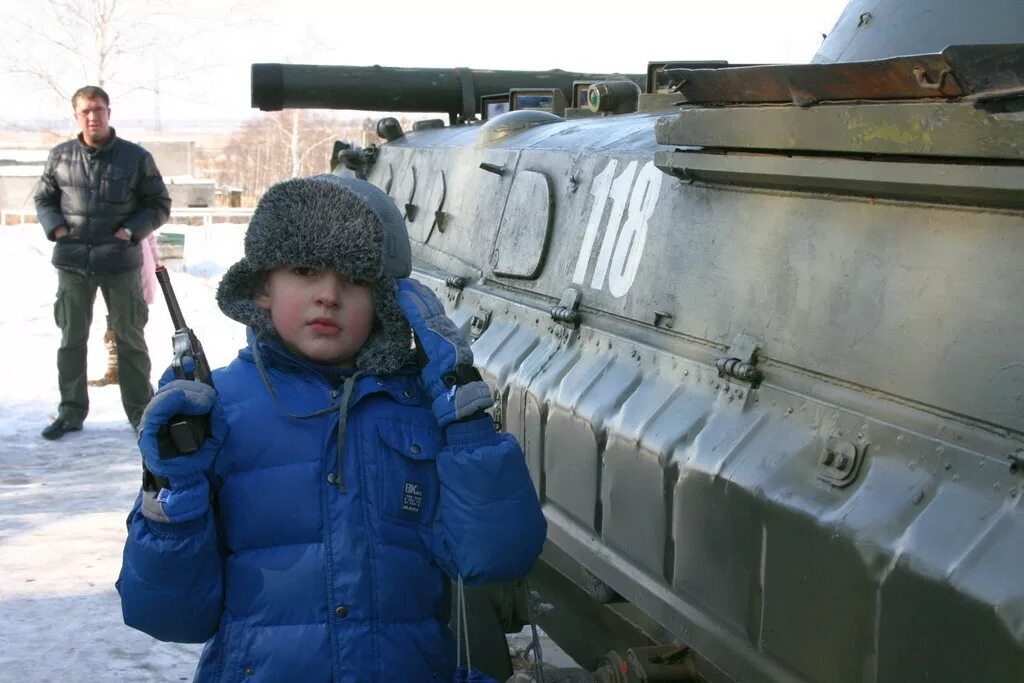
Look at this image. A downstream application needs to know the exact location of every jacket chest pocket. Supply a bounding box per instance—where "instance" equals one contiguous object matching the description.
[376,421,441,527]
[102,169,131,203]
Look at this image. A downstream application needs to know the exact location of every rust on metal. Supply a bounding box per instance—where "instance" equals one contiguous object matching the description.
[663,44,1024,106]
[664,54,964,105]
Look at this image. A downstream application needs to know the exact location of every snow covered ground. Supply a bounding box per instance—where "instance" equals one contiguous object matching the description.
[0,225,244,682]
[0,224,571,682]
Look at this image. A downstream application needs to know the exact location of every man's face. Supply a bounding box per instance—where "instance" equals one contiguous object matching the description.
[73,96,111,147]
[255,266,375,367]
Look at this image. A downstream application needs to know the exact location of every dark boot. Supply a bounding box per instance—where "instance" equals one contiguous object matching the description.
[41,416,83,440]
[88,328,119,387]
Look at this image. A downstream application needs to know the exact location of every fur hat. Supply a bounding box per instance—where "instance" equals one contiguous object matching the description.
[216,175,415,375]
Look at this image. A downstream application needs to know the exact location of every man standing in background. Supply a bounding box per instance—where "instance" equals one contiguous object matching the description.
[34,86,171,440]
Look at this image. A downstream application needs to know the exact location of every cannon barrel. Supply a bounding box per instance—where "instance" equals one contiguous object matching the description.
[251,63,645,117]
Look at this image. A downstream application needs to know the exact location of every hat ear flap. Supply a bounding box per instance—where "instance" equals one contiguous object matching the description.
[216,259,275,333]
[355,276,416,375]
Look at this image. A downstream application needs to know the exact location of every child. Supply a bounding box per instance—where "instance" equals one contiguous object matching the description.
[90,233,159,387]
[116,175,547,682]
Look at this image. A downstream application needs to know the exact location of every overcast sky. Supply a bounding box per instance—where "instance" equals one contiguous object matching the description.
[1,0,850,128]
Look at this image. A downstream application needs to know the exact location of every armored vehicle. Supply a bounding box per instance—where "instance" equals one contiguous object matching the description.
[251,0,1024,679]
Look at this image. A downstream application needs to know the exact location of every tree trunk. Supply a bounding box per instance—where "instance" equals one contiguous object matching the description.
[290,110,301,178]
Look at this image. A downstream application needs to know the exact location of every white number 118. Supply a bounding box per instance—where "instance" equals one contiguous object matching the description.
[572,159,663,298]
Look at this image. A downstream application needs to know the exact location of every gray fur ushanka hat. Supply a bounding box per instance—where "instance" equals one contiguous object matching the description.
[216,174,415,375]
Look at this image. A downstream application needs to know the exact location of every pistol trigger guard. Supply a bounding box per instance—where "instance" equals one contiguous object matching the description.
[171,354,197,381]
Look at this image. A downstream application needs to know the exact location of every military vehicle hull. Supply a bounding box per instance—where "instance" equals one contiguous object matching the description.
[359,104,1023,680]
[251,2,1024,678]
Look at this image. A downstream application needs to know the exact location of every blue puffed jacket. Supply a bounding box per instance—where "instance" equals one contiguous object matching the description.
[116,334,547,682]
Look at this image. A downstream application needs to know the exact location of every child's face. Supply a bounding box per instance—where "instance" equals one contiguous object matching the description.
[255,266,374,367]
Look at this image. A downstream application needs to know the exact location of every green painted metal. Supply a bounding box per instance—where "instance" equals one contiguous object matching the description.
[655,102,1024,160]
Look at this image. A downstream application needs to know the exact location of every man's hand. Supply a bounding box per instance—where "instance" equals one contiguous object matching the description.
[395,279,493,426]
[53,226,68,240]
[114,227,131,241]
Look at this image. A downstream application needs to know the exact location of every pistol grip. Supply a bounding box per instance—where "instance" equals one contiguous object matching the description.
[158,413,211,458]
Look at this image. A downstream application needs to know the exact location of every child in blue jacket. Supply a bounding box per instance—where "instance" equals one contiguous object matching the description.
[116,175,547,682]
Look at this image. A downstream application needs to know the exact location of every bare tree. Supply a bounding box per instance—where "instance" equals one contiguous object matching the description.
[212,112,355,201]
[0,0,264,128]
[209,112,423,203]
[267,111,351,179]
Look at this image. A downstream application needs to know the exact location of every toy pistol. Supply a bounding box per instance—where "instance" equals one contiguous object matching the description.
[155,264,213,456]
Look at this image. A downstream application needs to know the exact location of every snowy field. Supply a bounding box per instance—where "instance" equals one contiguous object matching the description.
[0,225,245,682]
[0,224,571,682]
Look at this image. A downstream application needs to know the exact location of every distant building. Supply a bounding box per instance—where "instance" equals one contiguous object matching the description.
[136,140,214,208]
[136,140,196,177]
[164,175,216,208]
[0,148,47,221]
[0,139,214,220]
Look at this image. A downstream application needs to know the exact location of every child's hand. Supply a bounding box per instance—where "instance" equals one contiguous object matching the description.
[138,380,227,523]
[395,279,493,426]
